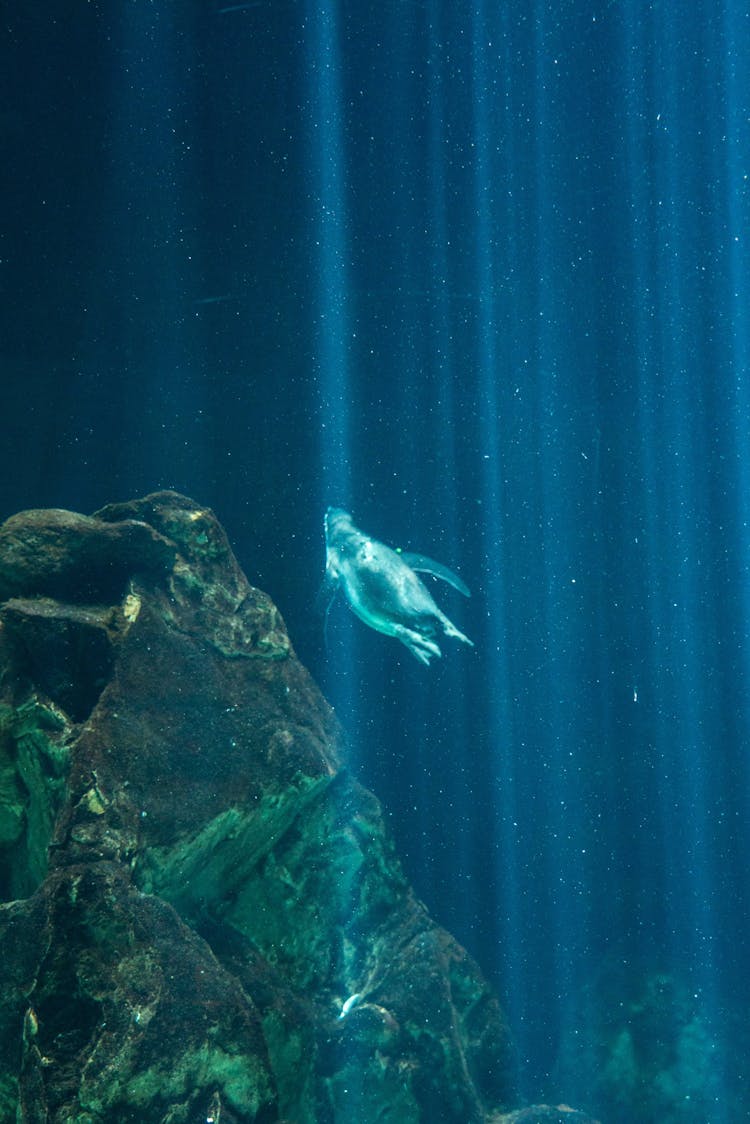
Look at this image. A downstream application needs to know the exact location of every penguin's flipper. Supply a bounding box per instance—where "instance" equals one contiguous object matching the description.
[400,552,470,597]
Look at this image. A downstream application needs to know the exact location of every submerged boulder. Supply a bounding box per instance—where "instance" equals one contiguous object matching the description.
[553,957,748,1123]
[0,491,525,1124]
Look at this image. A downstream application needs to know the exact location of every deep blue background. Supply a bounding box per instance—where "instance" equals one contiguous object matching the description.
[3,0,750,1104]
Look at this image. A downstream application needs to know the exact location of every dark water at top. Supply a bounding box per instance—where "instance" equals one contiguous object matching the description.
[3,1,750,1114]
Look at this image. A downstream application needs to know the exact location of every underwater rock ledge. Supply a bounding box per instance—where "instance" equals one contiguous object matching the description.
[0,492,597,1124]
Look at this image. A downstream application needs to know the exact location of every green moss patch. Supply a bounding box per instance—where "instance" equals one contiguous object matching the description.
[0,697,70,900]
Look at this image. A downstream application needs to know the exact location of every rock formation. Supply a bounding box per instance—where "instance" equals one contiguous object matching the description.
[0,491,597,1123]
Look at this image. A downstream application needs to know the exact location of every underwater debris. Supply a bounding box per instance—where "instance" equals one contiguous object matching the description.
[206,1090,221,1123]
[337,992,363,1020]
[22,1007,38,1042]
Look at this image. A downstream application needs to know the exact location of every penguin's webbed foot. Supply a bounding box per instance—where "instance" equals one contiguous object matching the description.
[393,625,443,666]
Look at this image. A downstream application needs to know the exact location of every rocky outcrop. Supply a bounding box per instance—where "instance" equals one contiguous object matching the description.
[553,958,748,1123]
[0,492,522,1124]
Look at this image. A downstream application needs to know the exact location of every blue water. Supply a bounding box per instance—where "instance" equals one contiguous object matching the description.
[4,1,750,1116]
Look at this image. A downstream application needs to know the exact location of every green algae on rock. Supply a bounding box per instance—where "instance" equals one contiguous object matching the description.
[0,697,71,900]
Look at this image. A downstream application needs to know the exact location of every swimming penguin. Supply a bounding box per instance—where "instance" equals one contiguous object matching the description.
[320,507,473,665]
